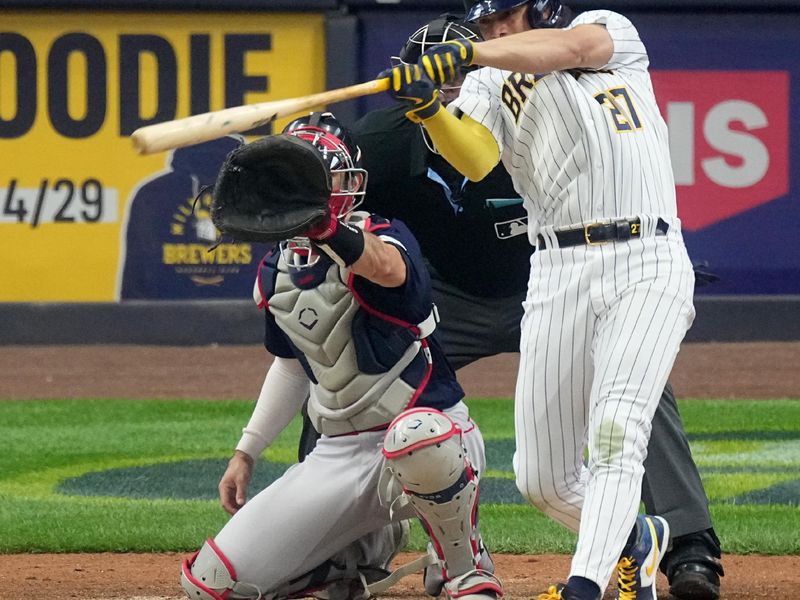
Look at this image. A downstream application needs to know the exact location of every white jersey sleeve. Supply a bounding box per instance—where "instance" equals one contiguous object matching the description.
[236,356,309,459]
[448,67,508,156]
[569,10,649,73]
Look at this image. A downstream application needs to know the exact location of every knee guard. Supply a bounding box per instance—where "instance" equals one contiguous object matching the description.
[181,539,260,600]
[383,408,499,597]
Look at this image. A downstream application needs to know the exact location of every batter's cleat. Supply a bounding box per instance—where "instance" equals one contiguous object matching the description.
[662,529,723,600]
[537,583,598,600]
[616,515,670,600]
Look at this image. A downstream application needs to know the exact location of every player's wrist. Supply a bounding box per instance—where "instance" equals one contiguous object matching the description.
[234,435,263,462]
[406,97,442,123]
[313,220,365,267]
[457,38,477,66]
[467,40,480,67]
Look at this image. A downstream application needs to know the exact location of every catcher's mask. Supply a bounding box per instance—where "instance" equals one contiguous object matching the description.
[463,0,571,29]
[282,112,367,221]
[280,112,368,269]
[394,14,481,106]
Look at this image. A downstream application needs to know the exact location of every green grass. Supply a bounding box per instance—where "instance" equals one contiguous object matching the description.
[1,397,798,555]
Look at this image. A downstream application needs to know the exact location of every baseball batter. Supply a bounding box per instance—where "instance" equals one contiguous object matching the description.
[383,2,696,600]
[179,113,503,600]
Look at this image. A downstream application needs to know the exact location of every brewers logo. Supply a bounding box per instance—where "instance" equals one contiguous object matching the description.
[162,191,252,288]
[118,136,268,299]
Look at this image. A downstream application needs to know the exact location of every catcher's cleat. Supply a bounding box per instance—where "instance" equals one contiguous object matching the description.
[424,545,496,597]
[537,583,596,600]
[311,521,412,600]
[312,567,391,600]
[616,515,670,600]
[442,569,504,600]
[662,529,723,600]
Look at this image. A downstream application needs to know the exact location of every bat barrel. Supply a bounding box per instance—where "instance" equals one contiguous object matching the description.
[131,78,390,155]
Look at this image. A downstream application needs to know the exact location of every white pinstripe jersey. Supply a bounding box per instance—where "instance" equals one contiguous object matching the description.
[449,10,677,241]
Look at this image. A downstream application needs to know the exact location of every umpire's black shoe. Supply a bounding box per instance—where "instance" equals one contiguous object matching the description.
[661,529,724,600]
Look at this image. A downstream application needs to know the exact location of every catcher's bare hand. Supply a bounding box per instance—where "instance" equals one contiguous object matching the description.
[219,450,255,515]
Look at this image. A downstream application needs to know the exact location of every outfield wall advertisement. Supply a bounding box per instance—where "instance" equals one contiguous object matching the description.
[0,12,325,301]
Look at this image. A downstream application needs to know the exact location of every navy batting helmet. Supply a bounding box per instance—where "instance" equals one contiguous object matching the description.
[397,13,481,65]
[463,0,571,29]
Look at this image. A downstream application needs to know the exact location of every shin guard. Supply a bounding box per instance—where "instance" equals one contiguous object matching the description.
[383,408,503,599]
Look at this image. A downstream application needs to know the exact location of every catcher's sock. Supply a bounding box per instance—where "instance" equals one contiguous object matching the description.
[565,576,600,600]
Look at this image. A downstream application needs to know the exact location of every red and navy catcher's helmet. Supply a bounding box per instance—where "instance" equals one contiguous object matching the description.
[463,0,571,29]
[279,112,367,270]
[282,111,367,220]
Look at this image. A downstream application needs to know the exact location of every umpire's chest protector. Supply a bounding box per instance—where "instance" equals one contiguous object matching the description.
[263,247,434,436]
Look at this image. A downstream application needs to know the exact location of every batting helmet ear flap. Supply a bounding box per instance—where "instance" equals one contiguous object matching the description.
[464,0,572,29]
[527,0,573,28]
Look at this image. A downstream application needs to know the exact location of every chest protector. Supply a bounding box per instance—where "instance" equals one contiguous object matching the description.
[265,218,437,436]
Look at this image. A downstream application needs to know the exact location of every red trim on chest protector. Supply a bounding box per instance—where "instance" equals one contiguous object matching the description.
[255,251,275,310]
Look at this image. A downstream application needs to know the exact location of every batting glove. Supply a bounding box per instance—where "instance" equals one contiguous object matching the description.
[379,65,441,123]
[419,38,476,86]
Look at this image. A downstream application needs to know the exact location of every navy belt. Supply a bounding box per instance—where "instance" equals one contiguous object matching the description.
[537,218,669,250]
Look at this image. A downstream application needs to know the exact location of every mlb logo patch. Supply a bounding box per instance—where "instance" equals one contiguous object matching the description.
[495,217,528,239]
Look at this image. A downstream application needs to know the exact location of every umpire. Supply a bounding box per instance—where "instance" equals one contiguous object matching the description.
[297,13,724,600]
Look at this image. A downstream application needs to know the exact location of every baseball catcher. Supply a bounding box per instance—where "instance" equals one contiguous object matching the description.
[180,112,503,600]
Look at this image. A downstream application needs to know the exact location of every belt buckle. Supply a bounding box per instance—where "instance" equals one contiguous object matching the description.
[583,222,608,246]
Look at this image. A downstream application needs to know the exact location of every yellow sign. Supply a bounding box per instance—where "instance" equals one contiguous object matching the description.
[0,11,326,301]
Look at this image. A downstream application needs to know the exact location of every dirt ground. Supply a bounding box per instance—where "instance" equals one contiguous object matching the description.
[4,341,800,400]
[2,342,800,600]
[4,552,800,600]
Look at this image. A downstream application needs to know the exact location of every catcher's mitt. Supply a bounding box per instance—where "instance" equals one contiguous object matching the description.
[211,134,331,242]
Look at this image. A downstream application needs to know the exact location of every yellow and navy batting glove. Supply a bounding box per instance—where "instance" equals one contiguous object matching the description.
[379,65,441,123]
[419,38,476,86]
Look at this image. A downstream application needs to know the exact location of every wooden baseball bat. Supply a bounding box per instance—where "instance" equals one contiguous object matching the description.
[131,78,390,155]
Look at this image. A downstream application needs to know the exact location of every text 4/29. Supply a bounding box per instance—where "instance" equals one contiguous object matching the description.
[1,179,118,227]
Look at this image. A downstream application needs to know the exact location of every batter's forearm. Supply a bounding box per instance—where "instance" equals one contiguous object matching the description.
[472,25,613,73]
[422,109,499,182]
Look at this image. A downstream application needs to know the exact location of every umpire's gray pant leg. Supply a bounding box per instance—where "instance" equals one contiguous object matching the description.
[641,381,713,537]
